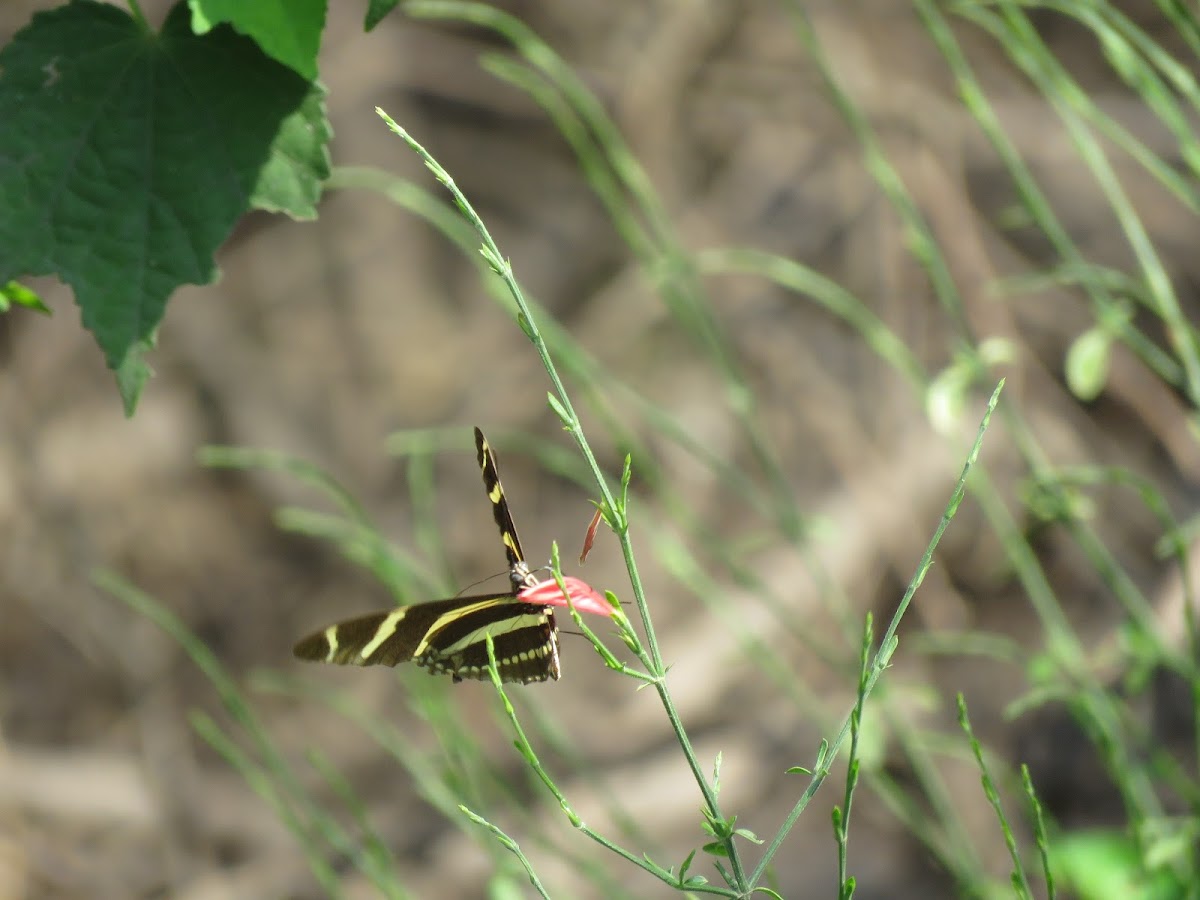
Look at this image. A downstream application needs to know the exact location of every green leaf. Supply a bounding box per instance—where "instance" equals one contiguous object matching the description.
[925,361,971,433]
[546,392,571,424]
[1065,327,1112,401]
[1054,828,1179,899]
[1138,816,1200,870]
[700,807,735,841]
[734,827,763,844]
[701,841,728,858]
[0,0,331,413]
[678,849,697,882]
[0,281,50,314]
[814,737,830,771]
[713,859,732,886]
[190,0,326,79]
[485,874,525,900]
[977,336,1016,367]
[364,0,402,30]
[1021,475,1095,524]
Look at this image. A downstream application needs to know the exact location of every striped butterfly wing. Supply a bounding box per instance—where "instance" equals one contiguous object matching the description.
[292,426,561,684]
[414,593,559,683]
[292,593,560,683]
[472,426,559,678]
[474,426,538,590]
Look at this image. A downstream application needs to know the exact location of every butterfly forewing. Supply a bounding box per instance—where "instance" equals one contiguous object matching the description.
[293,596,490,667]
[475,426,537,590]
[292,593,559,683]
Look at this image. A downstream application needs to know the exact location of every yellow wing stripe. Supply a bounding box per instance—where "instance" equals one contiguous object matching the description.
[359,609,406,660]
[411,598,513,658]
[322,625,339,662]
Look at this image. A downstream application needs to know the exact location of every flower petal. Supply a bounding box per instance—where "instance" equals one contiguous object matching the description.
[518,576,611,617]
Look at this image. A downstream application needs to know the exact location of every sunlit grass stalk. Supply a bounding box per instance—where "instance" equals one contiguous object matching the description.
[252,671,472,820]
[198,446,429,599]
[1022,764,1057,898]
[694,248,929,391]
[658,508,1006,888]
[270,506,433,598]
[795,2,1199,879]
[187,712,348,897]
[916,1,1187,388]
[985,451,1188,832]
[458,806,552,900]
[258,667,638,897]
[969,471,1170,857]
[480,634,742,897]
[957,695,1035,900]
[785,3,970,336]
[306,748,406,898]
[750,381,1005,884]
[404,433,458,589]
[97,572,363,896]
[336,165,835,582]
[956,0,1200,404]
[376,24,1022,897]
[410,0,803,543]
[377,108,749,887]
[833,616,874,900]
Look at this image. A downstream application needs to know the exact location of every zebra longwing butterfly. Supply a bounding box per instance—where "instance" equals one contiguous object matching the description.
[292,427,560,684]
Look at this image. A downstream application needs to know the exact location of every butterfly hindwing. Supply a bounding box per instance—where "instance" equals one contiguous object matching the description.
[416,597,561,683]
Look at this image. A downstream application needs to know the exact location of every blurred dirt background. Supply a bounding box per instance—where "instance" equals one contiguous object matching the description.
[3,1,1200,898]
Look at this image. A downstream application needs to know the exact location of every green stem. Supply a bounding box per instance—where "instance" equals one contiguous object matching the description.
[484,637,739,897]
[377,110,747,890]
[750,381,1004,883]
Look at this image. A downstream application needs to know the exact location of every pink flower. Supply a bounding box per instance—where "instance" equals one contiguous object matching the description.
[518,576,611,617]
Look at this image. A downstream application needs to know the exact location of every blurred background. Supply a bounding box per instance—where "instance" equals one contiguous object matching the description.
[3,0,1200,897]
